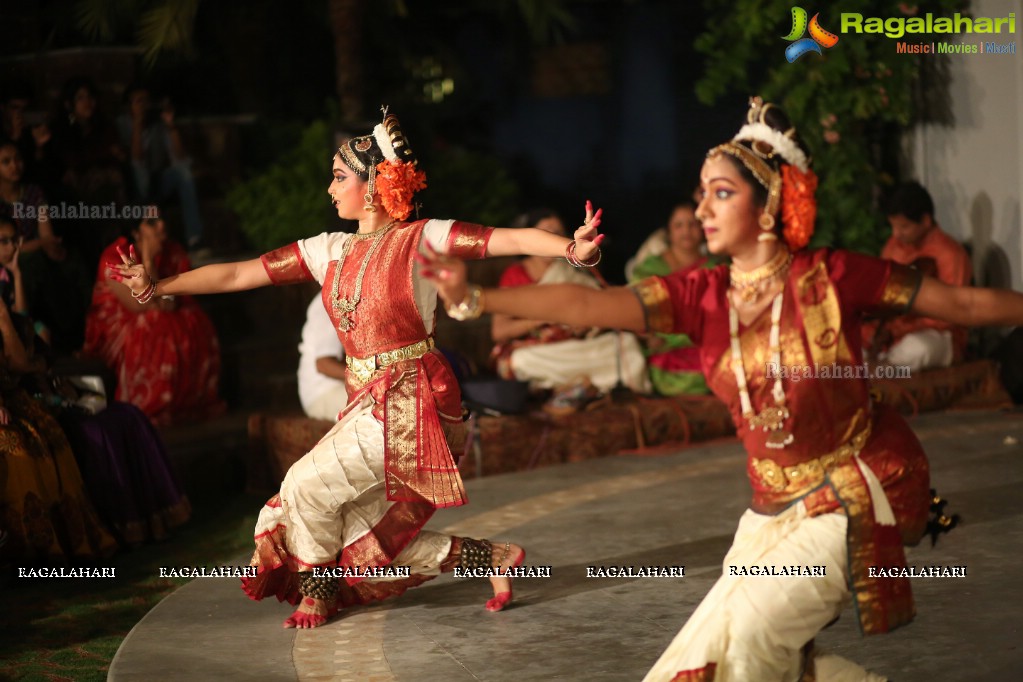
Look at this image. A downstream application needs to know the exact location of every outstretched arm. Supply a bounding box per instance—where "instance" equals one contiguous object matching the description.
[109,244,271,296]
[912,276,1023,327]
[420,251,646,333]
[485,284,646,332]
[485,201,605,260]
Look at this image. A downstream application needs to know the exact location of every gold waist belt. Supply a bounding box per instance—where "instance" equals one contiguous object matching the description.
[345,337,435,383]
[752,421,873,494]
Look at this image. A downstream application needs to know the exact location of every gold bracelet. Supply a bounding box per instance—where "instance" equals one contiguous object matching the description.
[446,284,484,321]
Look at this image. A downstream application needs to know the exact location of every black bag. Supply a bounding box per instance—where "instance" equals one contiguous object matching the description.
[461,378,530,416]
[992,327,1023,404]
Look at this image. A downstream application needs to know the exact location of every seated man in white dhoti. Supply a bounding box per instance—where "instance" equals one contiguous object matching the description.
[489,208,650,398]
[297,293,348,420]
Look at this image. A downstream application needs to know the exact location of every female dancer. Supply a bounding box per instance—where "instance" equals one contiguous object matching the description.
[109,110,603,629]
[422,98,1023,680]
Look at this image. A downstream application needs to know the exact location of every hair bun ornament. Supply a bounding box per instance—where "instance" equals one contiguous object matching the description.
[372,107,417,166]
[368,106,427,220]
[780,165,817,250]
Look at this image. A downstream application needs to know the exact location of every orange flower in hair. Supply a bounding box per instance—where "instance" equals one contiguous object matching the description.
[375,159,427,220]
[780,164,817,250]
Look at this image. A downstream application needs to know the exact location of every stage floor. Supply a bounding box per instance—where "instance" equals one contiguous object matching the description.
[110,408,1023,681]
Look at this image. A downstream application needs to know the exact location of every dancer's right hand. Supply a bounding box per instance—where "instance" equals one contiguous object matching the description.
[416,243,469,309]
[108,243,152,295]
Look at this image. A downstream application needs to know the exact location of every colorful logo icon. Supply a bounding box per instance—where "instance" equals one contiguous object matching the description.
[783,7,839,62]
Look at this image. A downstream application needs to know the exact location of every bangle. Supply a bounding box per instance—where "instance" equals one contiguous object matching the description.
[446,284,485,321]
[565,240,601,268]
[132,278,158,305]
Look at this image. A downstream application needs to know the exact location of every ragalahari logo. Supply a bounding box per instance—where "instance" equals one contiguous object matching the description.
[783,7,839,62]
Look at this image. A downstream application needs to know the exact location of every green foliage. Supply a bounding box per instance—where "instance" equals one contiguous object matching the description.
[418,147,520,227]
[226,114,520,249]
[695,0,966,253]
[75,0,199,66]
[226,119,335,252]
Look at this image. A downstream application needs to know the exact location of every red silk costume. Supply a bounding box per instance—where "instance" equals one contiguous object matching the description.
[242,220,490,604]
[632,248,930,637]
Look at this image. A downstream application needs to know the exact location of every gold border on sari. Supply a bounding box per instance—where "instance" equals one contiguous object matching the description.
[827,460,915,635]
[630,277,675,334]
[877,263,924,313]
[260,243,313,285]
[796,260,852,367]
[446,223,493,259]
[383,361,467,508]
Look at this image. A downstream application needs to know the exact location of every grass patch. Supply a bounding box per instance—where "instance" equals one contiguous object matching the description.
[0,492,264,681]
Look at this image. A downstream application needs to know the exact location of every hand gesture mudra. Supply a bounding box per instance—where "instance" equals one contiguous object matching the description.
[416,243,468,309]
[108,243,152,295]
[572,200,605,263]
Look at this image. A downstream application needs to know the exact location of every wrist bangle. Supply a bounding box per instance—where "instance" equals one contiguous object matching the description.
[565,240,601,268]
[132,278,158,305]
[446,284,485,321]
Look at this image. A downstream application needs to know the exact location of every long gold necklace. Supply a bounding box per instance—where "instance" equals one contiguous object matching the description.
[330,221,397,332]
[728,288,793,449]
[730,249,792,304]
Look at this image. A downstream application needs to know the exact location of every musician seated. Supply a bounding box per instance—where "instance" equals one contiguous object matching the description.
[864,182,971,372]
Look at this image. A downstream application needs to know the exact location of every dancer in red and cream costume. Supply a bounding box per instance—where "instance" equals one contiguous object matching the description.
[109,108,604,629]
[422,98,1023,680]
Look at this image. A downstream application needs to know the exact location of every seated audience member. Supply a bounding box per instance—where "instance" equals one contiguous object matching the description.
[624,226,667,283]
[0,141,91,352]
[83,213,223,425]
[116,84,205,251]
[865,181,972,371]
[0,215,51,343]
[623,185,704,281]
[0,217,189,543]
[490,208,650,397]
[1,83,59,193]
[297,294,348,420]
[631,201,715,395]
[0,297,117,562]
[59,399,192,545]
[51,76,128,265]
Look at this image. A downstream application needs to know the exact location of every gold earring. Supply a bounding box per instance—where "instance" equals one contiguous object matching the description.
[758,213,777,242]
[363,165,377,213]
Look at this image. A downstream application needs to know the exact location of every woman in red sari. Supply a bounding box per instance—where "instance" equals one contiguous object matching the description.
[84,215,223,425]
[108,109,604,630]
[423,98,1023,681]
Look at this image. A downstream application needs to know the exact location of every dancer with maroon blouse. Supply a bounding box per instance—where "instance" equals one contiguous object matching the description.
[423,98,1023,680]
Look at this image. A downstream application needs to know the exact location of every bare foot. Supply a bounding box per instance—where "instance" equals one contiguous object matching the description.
[486,541,525,612]
[283,596,337,629]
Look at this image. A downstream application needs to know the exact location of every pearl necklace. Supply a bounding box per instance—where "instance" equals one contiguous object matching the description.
[728,288,794,449]
[330,221,397,332]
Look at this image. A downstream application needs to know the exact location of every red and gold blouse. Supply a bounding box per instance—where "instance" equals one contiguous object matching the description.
[258,219,492,510]
[632,248,930,635]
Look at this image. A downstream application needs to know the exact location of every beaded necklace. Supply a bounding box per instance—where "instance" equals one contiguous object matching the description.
[728,289,794,449]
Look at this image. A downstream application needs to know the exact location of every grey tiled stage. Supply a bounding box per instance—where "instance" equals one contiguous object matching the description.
[109,409,1023,681]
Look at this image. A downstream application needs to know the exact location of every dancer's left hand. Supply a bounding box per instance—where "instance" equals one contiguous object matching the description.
[416,243,469,309]
[573,200,605,262]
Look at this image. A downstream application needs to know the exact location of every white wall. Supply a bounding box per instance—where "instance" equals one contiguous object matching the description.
[906,0,1023,292]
